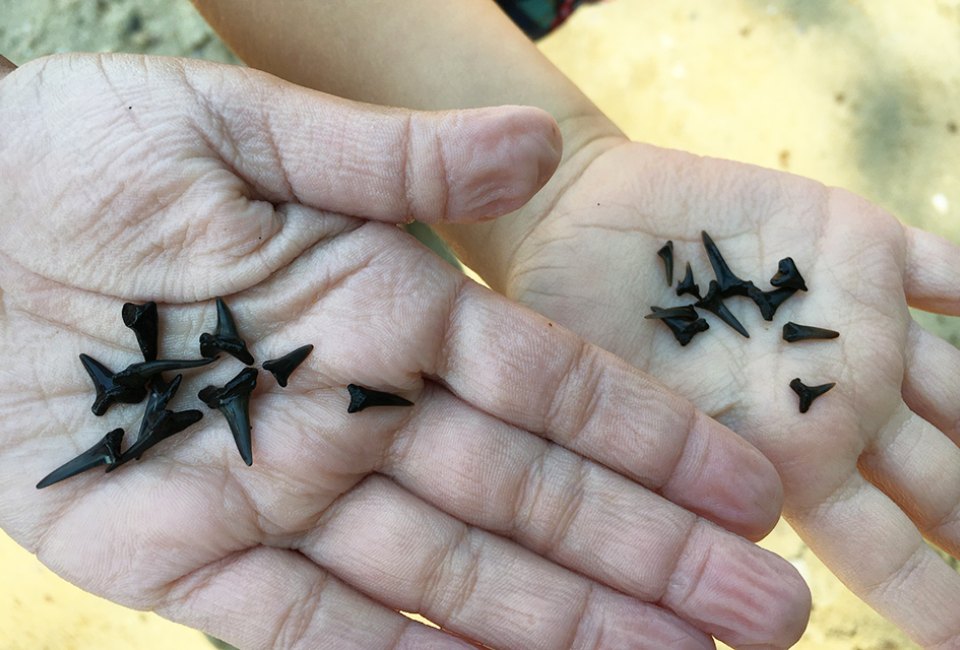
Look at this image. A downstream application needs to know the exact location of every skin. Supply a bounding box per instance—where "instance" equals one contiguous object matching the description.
[189,0,960,646]
[0,54,810,649]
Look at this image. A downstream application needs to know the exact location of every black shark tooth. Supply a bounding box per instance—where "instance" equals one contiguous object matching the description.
[789,378,836,413]
[106,374,203,469]
[198,367,258,466]
[113,357,216,388]
[657,241,674,286]
[747,286,797,321]
[79,354,148,416]
[644,305,700,322]
[121,301,159,361]
[782,322,840,342]
[701,231,751,297]
[770,257,808,292]
[347,384,414,413]
[262,344,314,388]
[36,428,124,489]
[199,297,254,365]
[648,306,710,346]
[695,280,750,338]
[676,263,701,299]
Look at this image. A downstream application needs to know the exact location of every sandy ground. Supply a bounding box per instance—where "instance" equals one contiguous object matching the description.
[1,0,959,648]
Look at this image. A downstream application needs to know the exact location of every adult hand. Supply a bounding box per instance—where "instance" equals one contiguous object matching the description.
[0,55,809,649]
[459,138,960,648]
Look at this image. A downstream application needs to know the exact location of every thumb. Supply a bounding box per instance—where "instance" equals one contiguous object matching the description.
[192,61,562,224]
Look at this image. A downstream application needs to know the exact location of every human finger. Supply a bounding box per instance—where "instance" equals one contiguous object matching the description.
[902,320,960,445]
[788,473,960,648]
[433,280,784,539]
[383,386,809,647]
[157,545,475,650]
[161,55,562,224]
[302,475,718,650]
[903,224,960,315]
[858,402,960,558]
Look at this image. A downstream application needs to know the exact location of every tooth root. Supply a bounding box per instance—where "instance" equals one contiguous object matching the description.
[656,241,674,286]
[347,384,415,413]
[37,428,124,489]
[122,301,159,361]
[263,344,314,388]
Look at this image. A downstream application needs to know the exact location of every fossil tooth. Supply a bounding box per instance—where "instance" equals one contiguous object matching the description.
[36,428,124,489]
[121,301,159,361]
[676,263,701,299]
[695,280,750,338]
[199,367,258,466]
[770,257,808,292]
[347,384,414,413]
[789,378,835,413]
[262,344,314,388]
[657,241,674,286]
[782,322,840,342]
[79,354,147,415]
[199,297,254,365]
[701,231,751,297]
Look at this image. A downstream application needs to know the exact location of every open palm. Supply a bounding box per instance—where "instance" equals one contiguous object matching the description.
[473,140,960,648]
[0,56,811,649]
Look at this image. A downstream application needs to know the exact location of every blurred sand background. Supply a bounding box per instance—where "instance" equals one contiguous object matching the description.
[1,0,959,648]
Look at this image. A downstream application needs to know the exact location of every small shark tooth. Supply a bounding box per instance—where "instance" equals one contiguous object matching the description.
[79,354,148,415]
[644,305,700,322]
[701,231,751,297]
[109,409,203,469]
[112,357,216,389]
[36,428,124,489]
[121,301,159,361]
[262,344,314,388]
[199,297,254,365]
[347,384,414,413]
[747,286,797,321]
[199,367,258,466]
[782,322,840,342]
[675,263,701,299]
[657,241,674,286]
[770,257,808,291]
[695,280,750,338]
[648,306,710,346]
[789,378,836,413]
